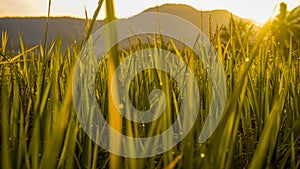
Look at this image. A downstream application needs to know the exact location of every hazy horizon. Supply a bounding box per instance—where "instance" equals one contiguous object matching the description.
[0,4,238,20]
[0,0,299,23]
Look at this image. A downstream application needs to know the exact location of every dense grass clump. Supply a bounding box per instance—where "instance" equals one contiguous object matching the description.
[0,3,300,169]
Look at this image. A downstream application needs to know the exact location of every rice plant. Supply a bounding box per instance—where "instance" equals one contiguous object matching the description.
[0,1,299,169]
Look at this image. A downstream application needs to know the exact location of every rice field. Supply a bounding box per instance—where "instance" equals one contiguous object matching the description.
[0,1,300,169]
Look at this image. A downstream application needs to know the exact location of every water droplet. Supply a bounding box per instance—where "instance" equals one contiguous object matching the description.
[8,137,12,141]
[200,153,205,158]
[245,58,250,62]
[118,104,124,109]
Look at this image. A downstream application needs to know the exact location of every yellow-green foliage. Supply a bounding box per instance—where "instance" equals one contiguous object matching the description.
[0,4,300,169]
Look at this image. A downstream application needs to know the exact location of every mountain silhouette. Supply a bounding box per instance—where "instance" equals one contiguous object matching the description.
[0,3,253,51]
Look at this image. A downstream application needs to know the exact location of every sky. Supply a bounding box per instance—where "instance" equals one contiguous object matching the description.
[0,0,299,23]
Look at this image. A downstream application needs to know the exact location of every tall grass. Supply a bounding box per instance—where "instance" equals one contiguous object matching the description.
[0,3,300,169]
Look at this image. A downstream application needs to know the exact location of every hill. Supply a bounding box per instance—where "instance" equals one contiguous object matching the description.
[0,3,254,51]
[144,3,243,35]
[0,17,103,51]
